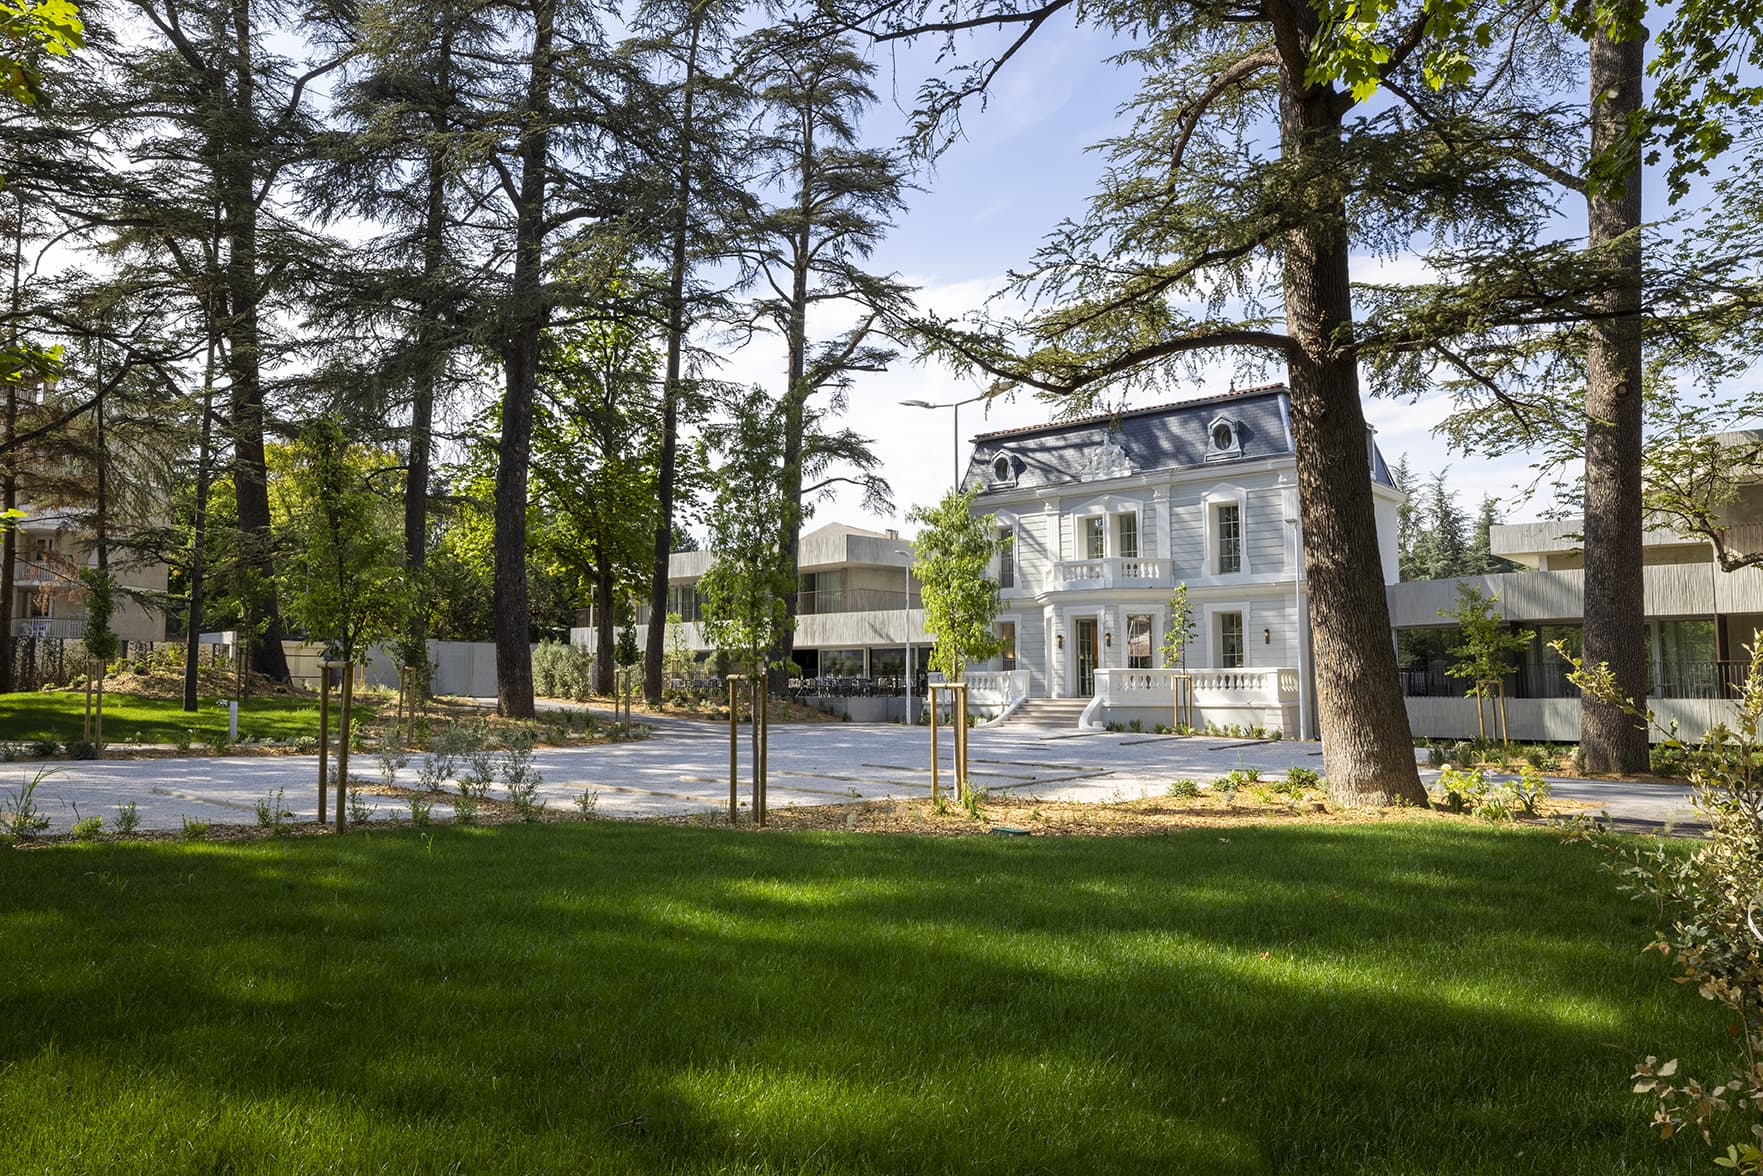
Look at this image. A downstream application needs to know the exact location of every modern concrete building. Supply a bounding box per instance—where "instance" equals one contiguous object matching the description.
[1388,492,1763,742]
[572,522,930,707]
[9,507,168,644]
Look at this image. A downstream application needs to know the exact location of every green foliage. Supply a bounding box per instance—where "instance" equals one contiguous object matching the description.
[531,640,595,700]
[1441,582,1532,699]
[253,787,289,834]
[1510,766,1552,816]
[274,417,410,661]
[614,627,641,669]
[70,813,102,840]
[178,817,209,841]
[1434,765,1488,814]
[62,738,96,760]
[1285,767,1324,795]
[111,800,138,836]
[0,0,82,107]
[2,765,52,839]
[77,567,118,664]
[1567,642,1763,1169]
[697,387,797,672]
[1160,583,1197,670]
[1167,777,1200,798]
[905,486,1002,681]
[1305,0,1492,101]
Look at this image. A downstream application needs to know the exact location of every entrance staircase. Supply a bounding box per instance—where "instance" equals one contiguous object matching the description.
[998,698,1091,732]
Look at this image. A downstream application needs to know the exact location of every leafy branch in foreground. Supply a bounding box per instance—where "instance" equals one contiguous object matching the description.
[1561,639,1763,1172]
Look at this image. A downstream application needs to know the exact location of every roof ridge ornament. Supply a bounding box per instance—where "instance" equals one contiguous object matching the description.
[1082,433,1134,480]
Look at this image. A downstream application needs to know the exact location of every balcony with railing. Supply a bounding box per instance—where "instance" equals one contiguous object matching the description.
[1054,557,1167,589]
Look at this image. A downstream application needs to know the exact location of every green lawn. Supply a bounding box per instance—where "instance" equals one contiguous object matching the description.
[0,689,377,744]
[0,821,1728,1174]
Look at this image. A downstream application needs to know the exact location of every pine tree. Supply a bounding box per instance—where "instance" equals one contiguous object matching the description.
[740,22,906,688]
[634,0,755,703]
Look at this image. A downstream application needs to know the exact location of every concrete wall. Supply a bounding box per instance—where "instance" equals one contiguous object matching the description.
[278,639,503,699]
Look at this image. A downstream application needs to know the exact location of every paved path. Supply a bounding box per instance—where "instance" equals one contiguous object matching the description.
[1,720,1698,834]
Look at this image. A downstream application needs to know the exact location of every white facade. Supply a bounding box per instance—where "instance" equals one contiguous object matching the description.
[965,387,1404,735]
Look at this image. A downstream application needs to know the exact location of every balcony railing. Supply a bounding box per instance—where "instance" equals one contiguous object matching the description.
[1093,666,1298,705]
[1054,557,1166,588]
[12,618,83,639]
[1401,660,1755,701]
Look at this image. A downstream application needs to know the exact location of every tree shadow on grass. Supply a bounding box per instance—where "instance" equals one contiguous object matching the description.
[0,822,1723,1174]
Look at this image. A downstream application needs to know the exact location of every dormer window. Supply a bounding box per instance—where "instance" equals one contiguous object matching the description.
[990,453,1016,485]
[1206,415,1243,462]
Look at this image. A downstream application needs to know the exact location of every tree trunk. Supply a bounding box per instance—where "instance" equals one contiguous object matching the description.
[1277,41,1424,806]
[0,183,19,694]
[1579,19,1649,774]
[183,355,214,712]
[219,0,290,685]
[491,0,557,721]
[594,556,615,695]
[404,24,453,666]
[644,11,701,703]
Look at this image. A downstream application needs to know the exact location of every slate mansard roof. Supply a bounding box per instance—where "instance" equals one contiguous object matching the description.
[962,384,1398,494]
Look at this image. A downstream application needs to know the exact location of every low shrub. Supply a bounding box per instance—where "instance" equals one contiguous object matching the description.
[71,814,104,840]
[112,801,140,837]
[1166,778,1200,798]
[179,817,210,841]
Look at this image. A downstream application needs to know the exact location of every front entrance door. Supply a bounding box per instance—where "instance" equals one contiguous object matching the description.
[1075,618,1098,697]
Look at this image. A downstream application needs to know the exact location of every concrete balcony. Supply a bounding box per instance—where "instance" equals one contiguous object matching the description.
[1054,557,1167,589]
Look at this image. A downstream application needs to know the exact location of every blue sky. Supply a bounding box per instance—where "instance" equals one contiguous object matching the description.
[715,25,1628,535]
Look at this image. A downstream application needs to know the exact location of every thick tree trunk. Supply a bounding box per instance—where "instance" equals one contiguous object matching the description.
[491,0,556,720]
[220,0,290,685]
[183,368,213,712]
[0,185,20,693]
[1579,21,1649,774]
[594,558,615,696]
[1277,48,1424,806]
[0,381,14,695]
[644,13,700,703]
[404,25,452,666]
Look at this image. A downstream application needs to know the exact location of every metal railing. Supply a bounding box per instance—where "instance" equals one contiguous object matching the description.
[1400,660,1756,701]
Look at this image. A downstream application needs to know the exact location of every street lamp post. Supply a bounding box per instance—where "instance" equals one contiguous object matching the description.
[900,393,990,491]
[896,548,913,725]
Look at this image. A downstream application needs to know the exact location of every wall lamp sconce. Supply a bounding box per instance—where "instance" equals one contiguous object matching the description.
[1104,630,1112,648]
[1264,628,1272,645]
[1056,634,1064,650]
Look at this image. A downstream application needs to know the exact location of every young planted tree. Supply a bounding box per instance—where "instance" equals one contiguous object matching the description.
[740,22,907,686]
[275,416,409,822]
[1160,583,1197,670]
[1442,580,1532,742]
[696,386,796,679]
[905,486,1002,683]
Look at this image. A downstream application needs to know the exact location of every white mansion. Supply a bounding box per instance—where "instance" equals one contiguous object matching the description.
[962,385,1402,733]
